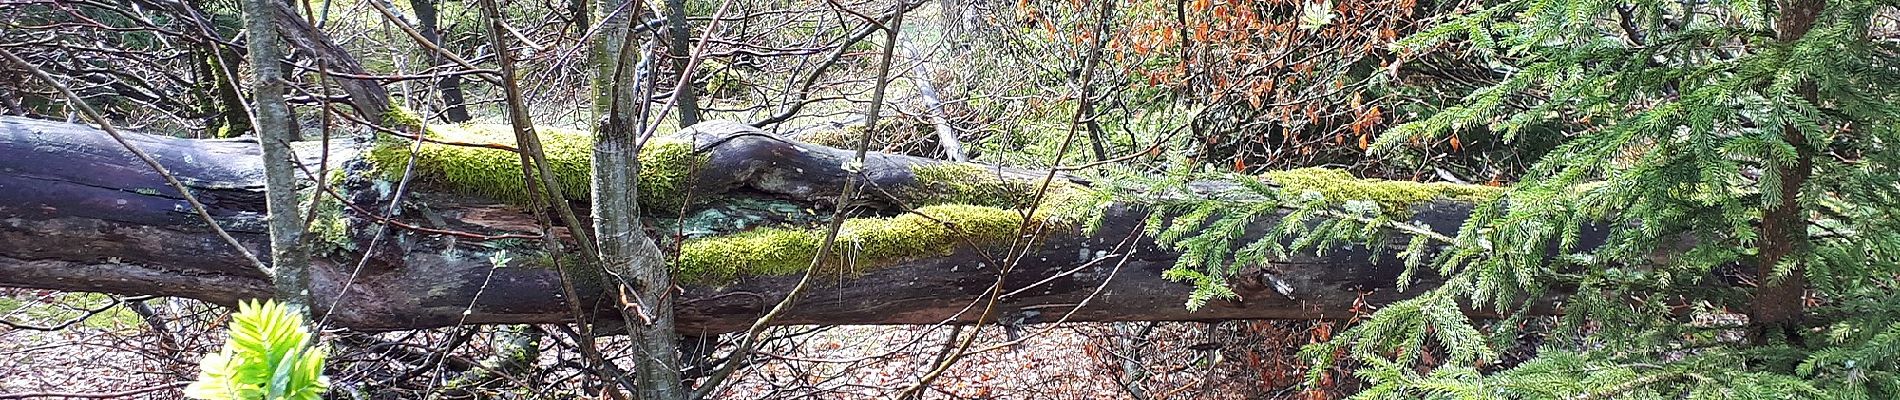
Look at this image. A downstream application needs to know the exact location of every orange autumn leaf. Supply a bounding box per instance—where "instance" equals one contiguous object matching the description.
[1449,134,1463,151]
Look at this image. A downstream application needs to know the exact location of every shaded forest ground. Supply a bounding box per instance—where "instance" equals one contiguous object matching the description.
[2,290,1342,399]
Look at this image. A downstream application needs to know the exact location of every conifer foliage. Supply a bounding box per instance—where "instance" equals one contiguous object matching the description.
[1147,0,1900,397]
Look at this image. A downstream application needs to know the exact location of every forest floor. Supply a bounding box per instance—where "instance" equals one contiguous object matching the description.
[2,290,1332,399]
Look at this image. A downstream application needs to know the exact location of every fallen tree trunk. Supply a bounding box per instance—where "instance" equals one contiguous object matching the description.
[0,116,1477,333]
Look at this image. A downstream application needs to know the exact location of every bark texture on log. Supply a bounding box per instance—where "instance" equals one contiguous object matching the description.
[0,116,1464,333]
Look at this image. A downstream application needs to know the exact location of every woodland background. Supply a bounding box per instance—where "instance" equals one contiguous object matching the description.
[1,0,1895,398]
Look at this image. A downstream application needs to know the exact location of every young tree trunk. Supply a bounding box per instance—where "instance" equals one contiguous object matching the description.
[1077,0,1115,162]
[863,9,902,130]
[474,1,641,396]
[660,0,702,127]
[407,0,473,123]
[1750,0,1824,344]
[595,0,687,398]
[243,0,311,309]
[201,45,251,137]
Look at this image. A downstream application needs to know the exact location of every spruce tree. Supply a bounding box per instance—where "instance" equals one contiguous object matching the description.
[1144,0,1900,397]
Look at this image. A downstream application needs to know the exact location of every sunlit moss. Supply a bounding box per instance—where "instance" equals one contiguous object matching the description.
[673,204,1037,284]
[905,163,1101,224]
[1261,167,1500,214]
[382,105,426,129]
[365,124,706,211]
[672,163,1107,284]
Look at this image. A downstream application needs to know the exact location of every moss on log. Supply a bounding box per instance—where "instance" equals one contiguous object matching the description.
[365,123,705,212]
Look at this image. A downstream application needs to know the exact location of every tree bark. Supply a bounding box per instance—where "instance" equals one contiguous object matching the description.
[194,44,252,138]
[1750,0,1824,343]
[244,0,312,307]
[660,0,702,127]
[1077,0,1115,162]
[899,41,965,162]
[0,116,1503,334]
[269,0,392,122]
[594,0,689,397]
[408,0,473,123]
[863,9,902,131]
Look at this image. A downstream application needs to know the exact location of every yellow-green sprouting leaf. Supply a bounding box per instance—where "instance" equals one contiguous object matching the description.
[184,299,328,400]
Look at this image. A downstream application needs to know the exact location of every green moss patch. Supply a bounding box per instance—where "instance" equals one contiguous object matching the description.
[907,164,1040,208]
[366,124,706,212]
[383,105,426,129]
[307,193,353,256]
[904,163,1101,223]
[1261,168,1501,214]
[674,204,1037,284]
